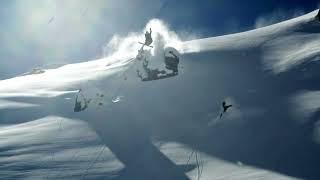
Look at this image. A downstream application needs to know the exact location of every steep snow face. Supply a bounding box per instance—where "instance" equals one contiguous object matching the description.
[0,10,320,180]
[0,118,296,180]
[183,10,320,73]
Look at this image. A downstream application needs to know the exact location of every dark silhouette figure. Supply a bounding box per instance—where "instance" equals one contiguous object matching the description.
[144,28,153,46]
[48,17,54,24]
[219,101,232,119]
[316,9,320,21]
[137,28,153,57]
[138,28,153,54]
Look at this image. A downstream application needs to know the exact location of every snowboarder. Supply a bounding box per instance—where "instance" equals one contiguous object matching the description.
[74,89,91,112]
[164,51,179,74]
[219,101,232,119]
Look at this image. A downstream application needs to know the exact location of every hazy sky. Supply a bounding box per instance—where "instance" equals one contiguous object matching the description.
[0,0,319,78]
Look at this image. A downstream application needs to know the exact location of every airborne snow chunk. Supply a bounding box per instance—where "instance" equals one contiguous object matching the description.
[112,96,124,103]
[74,89,91,112]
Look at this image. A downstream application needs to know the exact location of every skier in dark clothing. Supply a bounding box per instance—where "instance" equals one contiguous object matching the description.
[219,101,232,119]
[144,28,153,46]
[137,28,153,58]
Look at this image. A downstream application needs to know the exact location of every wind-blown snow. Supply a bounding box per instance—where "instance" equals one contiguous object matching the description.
[183,10,320,73]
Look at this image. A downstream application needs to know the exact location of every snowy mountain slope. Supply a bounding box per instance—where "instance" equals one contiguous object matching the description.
[0,118,297,180]
[0,9,320,180]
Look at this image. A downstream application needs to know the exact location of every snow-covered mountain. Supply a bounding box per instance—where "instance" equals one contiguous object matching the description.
[0,10,320,180]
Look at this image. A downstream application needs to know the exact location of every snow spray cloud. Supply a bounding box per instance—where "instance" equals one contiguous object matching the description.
[102,19,184,61]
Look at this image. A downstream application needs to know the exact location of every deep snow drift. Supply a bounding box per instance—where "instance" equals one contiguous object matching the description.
[1,10,320,180]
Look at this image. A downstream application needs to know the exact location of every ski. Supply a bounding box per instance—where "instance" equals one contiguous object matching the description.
[138,42,153,48]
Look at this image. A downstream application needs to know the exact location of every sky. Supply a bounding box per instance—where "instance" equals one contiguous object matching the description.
[0,0,319,79]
